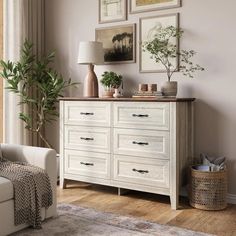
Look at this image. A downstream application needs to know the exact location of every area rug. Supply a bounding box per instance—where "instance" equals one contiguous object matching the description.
[14,203,213,236]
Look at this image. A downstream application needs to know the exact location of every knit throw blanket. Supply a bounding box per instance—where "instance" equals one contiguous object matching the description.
[0,157,53,228]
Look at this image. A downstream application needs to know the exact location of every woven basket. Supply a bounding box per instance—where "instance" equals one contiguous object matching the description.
[189,166,227,210]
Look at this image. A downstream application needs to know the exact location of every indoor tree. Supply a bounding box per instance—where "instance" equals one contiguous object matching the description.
[143,26,204,81]
[0,40,77,148]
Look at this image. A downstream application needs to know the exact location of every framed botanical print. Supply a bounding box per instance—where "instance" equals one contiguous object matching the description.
[139,13,179,73]
[96,24,136,64]
[130,0,181,14]
[99,0,127,23]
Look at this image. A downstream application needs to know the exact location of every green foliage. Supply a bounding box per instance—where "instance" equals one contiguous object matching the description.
[100,71,123,89]
[0,40,77,148]
[143,26,204,81]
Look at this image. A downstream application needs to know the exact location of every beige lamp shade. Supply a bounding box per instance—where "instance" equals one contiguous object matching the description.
[77,41,104,65]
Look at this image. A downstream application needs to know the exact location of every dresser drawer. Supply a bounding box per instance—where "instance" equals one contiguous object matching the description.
[64,101,111,127]
[114,128,169,159]
[114,155,170,188]
[113,102,169,130]
[64,150,110,179]
[65,126,110,153]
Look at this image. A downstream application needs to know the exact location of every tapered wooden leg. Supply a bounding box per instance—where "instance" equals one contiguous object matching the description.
[118,188,129,196]
[170,194,179,210]
[60,178,67,189]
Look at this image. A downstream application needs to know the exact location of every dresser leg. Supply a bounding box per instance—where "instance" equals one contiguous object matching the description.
[60,178,67,189]
[118,188,129,196]
[170,195,179,210]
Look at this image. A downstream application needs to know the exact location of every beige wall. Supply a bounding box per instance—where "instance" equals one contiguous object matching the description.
[45,0,236,195]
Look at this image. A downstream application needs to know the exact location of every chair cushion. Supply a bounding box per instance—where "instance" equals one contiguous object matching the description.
[0,177,14,203]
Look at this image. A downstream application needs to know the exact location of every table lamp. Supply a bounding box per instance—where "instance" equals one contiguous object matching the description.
[78,41,104,97]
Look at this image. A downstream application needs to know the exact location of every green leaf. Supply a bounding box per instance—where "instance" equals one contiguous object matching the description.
[0,39,79,147]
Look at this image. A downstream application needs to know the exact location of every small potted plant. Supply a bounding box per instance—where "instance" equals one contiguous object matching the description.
[100,71,123,98]
[143,26,204,97]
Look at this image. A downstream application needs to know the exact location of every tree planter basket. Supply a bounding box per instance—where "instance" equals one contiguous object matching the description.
[189,166,227,210]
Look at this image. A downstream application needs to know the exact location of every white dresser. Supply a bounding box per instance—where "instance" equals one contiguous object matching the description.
[60,98,195,209]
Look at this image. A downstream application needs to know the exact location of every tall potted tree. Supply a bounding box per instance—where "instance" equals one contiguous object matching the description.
[0,40,77,148]
[143,26,204,96]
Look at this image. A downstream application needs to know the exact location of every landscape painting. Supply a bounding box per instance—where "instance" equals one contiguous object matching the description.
[96,24,136,64]
[130,0,180,13]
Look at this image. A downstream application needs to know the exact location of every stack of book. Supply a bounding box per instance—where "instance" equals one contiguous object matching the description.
[132,91,163,98]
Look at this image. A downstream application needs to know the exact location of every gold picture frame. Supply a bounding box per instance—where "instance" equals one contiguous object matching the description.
[99,0,127,24]
[96,24,136,64]
[130,0,181,14]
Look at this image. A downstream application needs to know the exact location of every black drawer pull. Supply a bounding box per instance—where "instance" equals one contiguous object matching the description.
[132,114,149,118]
[132,141,149,146]
[132,168,149,174]
[80,112,94,116]
[80,162,94,166]
[80,137,94,141]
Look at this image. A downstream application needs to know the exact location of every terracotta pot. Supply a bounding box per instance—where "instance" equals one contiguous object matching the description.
[103,89,114,98]
[161,81,178,97]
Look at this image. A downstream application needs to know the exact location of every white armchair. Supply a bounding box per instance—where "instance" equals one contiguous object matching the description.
[0,144,57,236]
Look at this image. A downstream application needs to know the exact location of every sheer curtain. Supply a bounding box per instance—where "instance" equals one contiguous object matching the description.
[3,0,45,146]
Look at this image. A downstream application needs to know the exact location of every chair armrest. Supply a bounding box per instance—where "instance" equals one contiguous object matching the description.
[1,143,57,171]
[1,143,58,217]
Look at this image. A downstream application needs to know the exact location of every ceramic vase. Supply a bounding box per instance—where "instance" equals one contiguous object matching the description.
[113,89,120,98]
[161,81,178,97]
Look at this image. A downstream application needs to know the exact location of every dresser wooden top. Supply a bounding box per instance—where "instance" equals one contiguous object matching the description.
[59,97,195,102]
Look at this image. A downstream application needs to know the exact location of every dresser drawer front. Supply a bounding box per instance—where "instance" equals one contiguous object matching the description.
[113,102,169,130]
[114,128,169,159]
[65,126,110,153]
[64,150,110,179]
[64,101,111,127]
[114,155,170,188]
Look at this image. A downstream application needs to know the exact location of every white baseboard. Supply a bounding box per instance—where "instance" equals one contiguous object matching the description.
[227,194,236,204]
[181,188,236,205]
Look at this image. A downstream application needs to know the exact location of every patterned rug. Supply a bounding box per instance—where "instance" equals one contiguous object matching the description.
[14,203,213,236]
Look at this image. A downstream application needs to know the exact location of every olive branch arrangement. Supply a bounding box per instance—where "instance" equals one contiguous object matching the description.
[143,26,204,81]
[0,40,77,148]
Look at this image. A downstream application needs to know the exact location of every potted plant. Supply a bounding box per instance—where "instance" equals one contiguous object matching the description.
[100,71,123,98]
[0,40,77,148]
[143,26,204,97]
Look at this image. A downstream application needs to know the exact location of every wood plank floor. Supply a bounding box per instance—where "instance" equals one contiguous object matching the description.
[57,181,236,236]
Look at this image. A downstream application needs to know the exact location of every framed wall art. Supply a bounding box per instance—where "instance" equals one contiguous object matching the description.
[130,0,181,14]
[139,13,179,73]
[96,24,136,64]
[99,0,127,24]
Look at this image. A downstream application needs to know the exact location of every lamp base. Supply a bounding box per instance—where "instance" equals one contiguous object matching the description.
[84,64,98,98]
